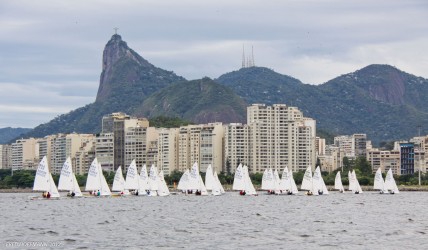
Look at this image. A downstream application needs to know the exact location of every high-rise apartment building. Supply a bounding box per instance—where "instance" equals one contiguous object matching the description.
[11,138,38,170]
[96,133,114,172]
[0,145,11,169]
[177,123,223,173]
[247,104,316,173]
[224,123,249,174]
[102,112,149,170]
[157,128,179,175]
[124,126,157,172]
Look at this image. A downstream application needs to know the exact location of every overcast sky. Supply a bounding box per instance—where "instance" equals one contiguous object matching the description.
[1,0,427,128]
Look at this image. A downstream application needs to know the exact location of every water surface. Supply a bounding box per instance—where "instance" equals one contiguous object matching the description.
[1,192,427,249]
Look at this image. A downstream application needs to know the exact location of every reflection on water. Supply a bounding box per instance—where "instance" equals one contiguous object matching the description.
[1,192,428,249]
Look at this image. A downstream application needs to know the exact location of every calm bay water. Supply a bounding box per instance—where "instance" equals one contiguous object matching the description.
[1,192,428,249]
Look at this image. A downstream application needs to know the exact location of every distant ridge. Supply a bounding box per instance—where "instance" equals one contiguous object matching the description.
[15,35,428,145]
[0,127,32,144]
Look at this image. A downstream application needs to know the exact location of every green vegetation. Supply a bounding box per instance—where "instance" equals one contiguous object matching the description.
[149,116,193,128]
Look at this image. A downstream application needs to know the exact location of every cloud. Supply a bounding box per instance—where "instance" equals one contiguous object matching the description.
[0,0,428,127]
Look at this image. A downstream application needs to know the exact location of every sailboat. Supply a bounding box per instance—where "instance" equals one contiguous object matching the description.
[273,169,281,194]
[148,164,159,196]
[205,164,222,196]
[348,170,363,194]
[187,162,208,195]
[313,166,329,195]
[279,167,298,195]
[232,163,245,192]
[334,171,345,193]
[85,158,111,196]
[124,160,140,195]
[177,169,190,194]
[242,165,257,196]
[33,156,60,199]
[138,164,150,195]
[385,168,399,194]
[157,169,170,196]
[213,171,225,195]
[373,167,387,194]
[112,166,128,195]
[58,157,82,197]
[301,166,318,196]
[261,168,275,194]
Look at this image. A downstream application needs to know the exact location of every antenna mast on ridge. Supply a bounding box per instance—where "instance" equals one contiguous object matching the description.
[242,44,246,68]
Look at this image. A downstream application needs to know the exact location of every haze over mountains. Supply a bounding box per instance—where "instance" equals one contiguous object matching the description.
[12,34,428,145]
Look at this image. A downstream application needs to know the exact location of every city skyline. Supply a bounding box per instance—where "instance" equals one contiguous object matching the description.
[1,0,428,128]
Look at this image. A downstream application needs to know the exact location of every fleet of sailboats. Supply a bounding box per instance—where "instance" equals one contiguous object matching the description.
[33,155,405,199]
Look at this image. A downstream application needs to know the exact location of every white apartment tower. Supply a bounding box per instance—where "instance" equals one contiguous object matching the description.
[11,138,38,170]
[224,123,249,174]
[247,104,316,173]
[124,126,157,172]
[177,123,223,173]
[157,128,179,175]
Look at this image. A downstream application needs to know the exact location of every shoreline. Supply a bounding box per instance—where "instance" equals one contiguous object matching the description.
[1,185,428,193]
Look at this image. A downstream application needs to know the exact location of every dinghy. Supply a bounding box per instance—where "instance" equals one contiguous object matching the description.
[33,156,60,199]
[188,162,208,195]
[242,165,257,196]
[85,158,111,196]
[301,166,318,196]
[385,168,399,194]
[148,164,159,196]
[58,157,82,197]
[124,160,140,195]
[138,164,150,195]
[313,166,329,195]
[157,169,170,196]
[112,166,128,195]
[334,171,345,193]
[213,170,224,195]
[348,170,363,194]
[177,169,190,194]
[373,167,387,194]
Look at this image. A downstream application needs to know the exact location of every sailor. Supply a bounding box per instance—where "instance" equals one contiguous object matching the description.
[97,190,101,196]
[46,192,51,199]
[71,191,75,197]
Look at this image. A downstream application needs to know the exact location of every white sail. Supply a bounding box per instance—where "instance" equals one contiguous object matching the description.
[348,170,355,192]
[204,164,215,190]
[385,168,399,194]
[58,157,73,191]
[124,160,139,190]
[273,169,281,193]
[352,170,363,194]
[279,166,291,192]
[289,170,299,194]
[112,166,125,192]
[263,168,275,190]
[139,164,150,193]
[312,166,324,194]
[85,158,101,191]
[157,170,170,196]
[71,174,82,196]
[98,163,111,196]
[374,167,387,192]
[261,169,268,190]
[33,156,50,191]
[334,171,344,192]
[177,169,190,191]
[148,165,159,191]
[48,173,60,198]
[232,163,245,190]
[198,174,208,195]
[301,166,313,191]
[212,171,223,195]
[188,162,201,191]
[243,165,257,195]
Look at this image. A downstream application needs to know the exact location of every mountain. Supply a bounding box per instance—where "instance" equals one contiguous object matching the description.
[16,34,428,145]
[136,77,247,124]
[216,65,428,144]
[0,127,32,144]
[22,34,186,138]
